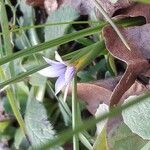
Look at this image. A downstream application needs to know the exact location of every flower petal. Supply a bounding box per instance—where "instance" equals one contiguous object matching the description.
[55,74,66,95]
[63,84,70,102]
[95,103,109,135]
[55,51,65,64]
[43,56,63,66]
[38,65,66,77]
[65,66,75,84]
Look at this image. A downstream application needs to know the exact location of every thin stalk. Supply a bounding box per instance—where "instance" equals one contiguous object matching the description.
[93,0,131,51]
[0,0,12,55]
[6,87,26,133]
[0,67,26,134]
[72,75,79,150]
[36,92,150,150]
[0,17,144,66]
[22,8,46,101]
[0,0,15,75]
[0,0,26,136]
[47,81,72,118]
[6,0,17,25]
[0,64,48,89]
[10,21,101,34]
[0,41,102,89]
[47,81,93,149]
[0,17,144,36]
[78,103,93,150]
[0,25,102,66]
[79,133,93,150]
[0,35,3,57]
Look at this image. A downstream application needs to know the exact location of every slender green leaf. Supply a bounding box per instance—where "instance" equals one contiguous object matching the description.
[34,93,150,150]
[0,25,102,66]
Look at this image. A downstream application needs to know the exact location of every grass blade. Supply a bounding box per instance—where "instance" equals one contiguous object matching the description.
[0,25,103,66]
[34,92,150,150]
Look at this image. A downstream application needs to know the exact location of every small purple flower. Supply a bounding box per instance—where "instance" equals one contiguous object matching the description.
[38,52,75,95]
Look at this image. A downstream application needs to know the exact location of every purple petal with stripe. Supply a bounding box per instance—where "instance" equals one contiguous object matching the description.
[38,65,66,77]
[65,66,75,84]
[43,57,64,66]
[55,74,66,95]
[55,51,65,64]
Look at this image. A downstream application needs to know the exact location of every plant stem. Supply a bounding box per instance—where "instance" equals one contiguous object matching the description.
[0,0,26,135]
[72,75,79,150]
[0,67,26,134]
[0,0,12,55]
[7,87,26,133]
[93,0,131,51]
[0,17,144,66]
[36,92,150,150]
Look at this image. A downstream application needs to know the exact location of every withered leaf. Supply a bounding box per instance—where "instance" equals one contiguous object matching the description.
[68,76,120,114]
[26,0,94,14]
[26,0,133,16]
[96,0,132,19]
[26,0,60,13]
[75,83,112,114]
[44,0,60,13]
[114,3,150,23]
[102,24,150,106]
[26,0,45,7]
[92,75,121,91]
[67,76,149,114]
[67,0,94,15]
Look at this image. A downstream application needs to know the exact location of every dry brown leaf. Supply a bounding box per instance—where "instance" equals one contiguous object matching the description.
[114,3,150,23]
[26,0,61,13]
[69,76,120,114]
[102,24,150,106]
[122,80,149,101]
[26,0,94,14]
[92,75,121,91]
[67,75,150,114]
[26,0,133,16]
[26,0,45,7]
[44,0,59,13]
[74,83,112,114]
[67,0,94,15]
[96,0,132,19]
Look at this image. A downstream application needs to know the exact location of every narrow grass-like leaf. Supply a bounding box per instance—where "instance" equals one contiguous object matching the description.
[0,0,26,136]
[34,92,150,150]
[0,64,48,89]
[4,21,101,35]
[0,0,12,55]
[0,41,98,88]
[72,75,79,150]
[0,17,145,66]
[134,0,150,3]
[93,0,131,50]
[0,16,143,36]
[0,67,26,134]
[75,41,105,71]
[0,25,103,66]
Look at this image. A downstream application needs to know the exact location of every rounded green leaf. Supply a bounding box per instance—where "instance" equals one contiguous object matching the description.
[122,95,150,139]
